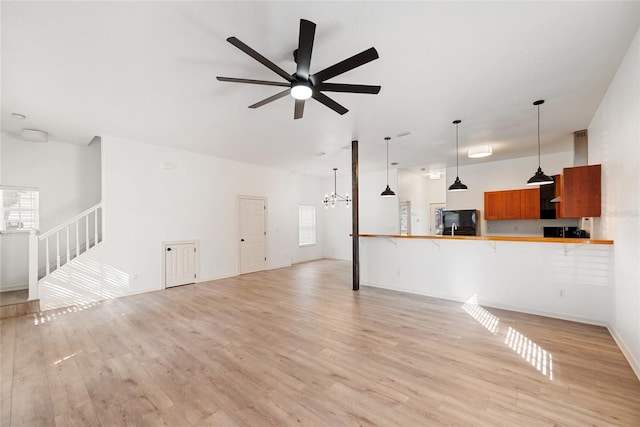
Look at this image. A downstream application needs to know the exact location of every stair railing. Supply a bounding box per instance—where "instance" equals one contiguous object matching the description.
[28,202,103,301]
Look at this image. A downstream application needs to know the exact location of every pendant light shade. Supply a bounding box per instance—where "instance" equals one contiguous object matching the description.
[527,100,554,186]
[448,120,468,192]
[381,137,396,197]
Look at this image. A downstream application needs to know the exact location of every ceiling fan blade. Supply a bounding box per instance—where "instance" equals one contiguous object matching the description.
[227,37,293,82]
[294,99,305,120]
[248,89,290,109]
[295,19,316,80]
[217,76,290,87]
[315,83,381,94]
[310,47,379,84]
[312,91,348,115]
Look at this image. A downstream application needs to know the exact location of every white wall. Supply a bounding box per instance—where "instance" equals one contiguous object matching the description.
[322,168,400,261]
[0,133,101,290]
[398,170,446,235]
[39,136,325,309]
[446,152,579,236]
[588,27,640,378]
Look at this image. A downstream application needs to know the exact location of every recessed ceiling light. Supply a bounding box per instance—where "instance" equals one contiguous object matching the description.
[397,131,411,138]
[21,129,48,143]
[390,162,399,166]
[468,145,493,158]
[420,168,426,171]
[342,145,351,150]
[11,113,26,120]
[316,151,326,157]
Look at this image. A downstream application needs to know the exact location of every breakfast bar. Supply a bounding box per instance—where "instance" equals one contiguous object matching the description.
[358,234,613,325]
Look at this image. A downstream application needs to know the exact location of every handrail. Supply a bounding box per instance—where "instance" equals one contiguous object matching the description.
[39,202,102,240]
[29,201,103,301]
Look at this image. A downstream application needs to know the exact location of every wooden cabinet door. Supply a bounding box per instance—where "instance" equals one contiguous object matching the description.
[504,190,522,219]
[521,188,541,219]
[484,191,506,220]
[554,174,564,218]
[562,165,601,217]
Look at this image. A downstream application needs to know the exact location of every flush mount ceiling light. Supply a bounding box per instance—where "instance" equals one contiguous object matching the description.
[527,100,554,186]
[11,113,26,120]
[381,137,396,197]
[448,120,468,192]
[20,129,48,143]
[468,145,493,158]
[322,168,351,209]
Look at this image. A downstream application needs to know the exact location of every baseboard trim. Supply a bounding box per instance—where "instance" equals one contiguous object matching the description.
[608,326,640,381]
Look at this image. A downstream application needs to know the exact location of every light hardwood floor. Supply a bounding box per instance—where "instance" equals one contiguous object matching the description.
[1,259,639,426]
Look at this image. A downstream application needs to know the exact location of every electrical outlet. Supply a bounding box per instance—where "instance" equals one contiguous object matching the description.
[559,288,566,298]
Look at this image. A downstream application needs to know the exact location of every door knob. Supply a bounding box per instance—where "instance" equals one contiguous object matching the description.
[240,239,245,242]
[166,247,172,251]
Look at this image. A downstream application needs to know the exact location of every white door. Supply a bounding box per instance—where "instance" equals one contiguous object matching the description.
[165,242,196,288]
[239,197,266,274]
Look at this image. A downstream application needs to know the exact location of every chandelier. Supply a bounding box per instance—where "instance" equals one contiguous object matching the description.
[322,168,351,209]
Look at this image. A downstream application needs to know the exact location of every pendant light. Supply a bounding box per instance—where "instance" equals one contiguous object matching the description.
[448,120,468,192]
[380,137,396,197]
[322,168,351,209]
[527,100,554,186]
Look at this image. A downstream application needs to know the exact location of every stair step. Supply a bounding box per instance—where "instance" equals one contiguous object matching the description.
[0,300,40,319]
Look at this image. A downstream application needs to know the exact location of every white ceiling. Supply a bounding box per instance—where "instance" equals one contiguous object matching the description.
[2,1,639,178]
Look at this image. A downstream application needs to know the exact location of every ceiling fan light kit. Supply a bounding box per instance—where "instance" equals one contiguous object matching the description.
[448,120,468,192]
[217,19,381,119]
[527,100,554,186]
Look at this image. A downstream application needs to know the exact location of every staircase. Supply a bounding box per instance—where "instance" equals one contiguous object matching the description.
[28,202,103,303]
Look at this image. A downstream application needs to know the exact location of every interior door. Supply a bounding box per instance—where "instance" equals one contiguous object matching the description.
[165,242,196,288]
[239,197,266,274]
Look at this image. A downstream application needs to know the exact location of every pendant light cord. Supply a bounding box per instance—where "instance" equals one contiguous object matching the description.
[385,137,390,185]
[455,122,459,176]
[537,103,541,168]
[334,168,337,194]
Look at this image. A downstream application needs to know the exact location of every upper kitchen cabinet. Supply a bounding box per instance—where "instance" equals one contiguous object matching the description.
[520,188,541,219]
[484,188,539,220]
[560,164,601,218]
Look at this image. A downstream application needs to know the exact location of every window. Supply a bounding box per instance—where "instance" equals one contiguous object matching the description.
[298,204,316,246]
[0,186,39,233]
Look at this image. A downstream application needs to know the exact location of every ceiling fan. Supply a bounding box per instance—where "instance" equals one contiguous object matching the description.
[217,19,381,120]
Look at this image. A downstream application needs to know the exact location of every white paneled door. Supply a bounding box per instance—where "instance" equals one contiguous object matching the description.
[165,242,196,288]
[239,197,266,274]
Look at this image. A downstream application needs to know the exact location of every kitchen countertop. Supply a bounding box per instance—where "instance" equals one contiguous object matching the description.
[357,234,614,245]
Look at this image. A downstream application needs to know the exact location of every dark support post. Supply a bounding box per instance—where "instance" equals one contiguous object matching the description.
[352,140,360,291]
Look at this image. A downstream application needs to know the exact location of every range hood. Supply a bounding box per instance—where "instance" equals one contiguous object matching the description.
[550,129,588,203]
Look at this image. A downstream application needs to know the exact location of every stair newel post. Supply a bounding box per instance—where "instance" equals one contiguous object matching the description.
[56,231,60,270]
[66,226,70,264]
[75,221,80,259]
[45,237,50,275]
[28,229,39,301]
[85,215,89,254]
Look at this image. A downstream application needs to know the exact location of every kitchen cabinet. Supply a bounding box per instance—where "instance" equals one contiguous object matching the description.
[520,188,541,219]
[484,188,540,220]
[561,164,601,218]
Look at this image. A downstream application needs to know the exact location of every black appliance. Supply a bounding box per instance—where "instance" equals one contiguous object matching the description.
[543,226,589,238]
[442,209,479,236]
